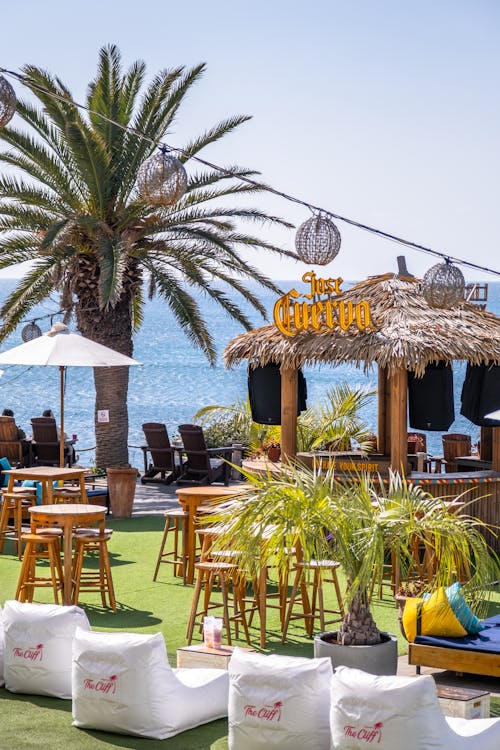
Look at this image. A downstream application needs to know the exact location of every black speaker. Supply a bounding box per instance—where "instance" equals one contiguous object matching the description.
[248,364,307,425]
[461,363,500,426]
[408,361,454,431]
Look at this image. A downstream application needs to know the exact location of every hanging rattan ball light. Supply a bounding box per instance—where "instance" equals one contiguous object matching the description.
[421,260,465,309]
[137,149,188,206]
[21,322,42,342]
[295,213,341,265]
[0,74,17,128]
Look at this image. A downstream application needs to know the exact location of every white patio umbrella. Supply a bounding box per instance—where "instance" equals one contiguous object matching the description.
[485,409,500,421]
[0,322,141,466]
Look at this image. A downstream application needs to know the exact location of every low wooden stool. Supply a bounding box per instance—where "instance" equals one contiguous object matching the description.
[0,490,36,558]
[15,532,64,603]
[72,529,117,612]
[153,508,188,583]
[281,559,345,641]
[186,561,251,646]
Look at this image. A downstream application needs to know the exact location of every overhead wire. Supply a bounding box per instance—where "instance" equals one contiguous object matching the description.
[1,65,499,278]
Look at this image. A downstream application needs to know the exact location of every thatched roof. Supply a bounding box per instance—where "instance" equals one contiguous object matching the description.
[224,273,500,376]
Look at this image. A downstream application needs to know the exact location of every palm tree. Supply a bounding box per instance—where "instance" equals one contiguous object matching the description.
[210,464,499,645]
[0,45,294,466]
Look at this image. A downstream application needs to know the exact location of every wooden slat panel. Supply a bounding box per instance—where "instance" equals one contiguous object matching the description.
[409,643,500,677]
[389,368,407,473]
[280,367,298,461]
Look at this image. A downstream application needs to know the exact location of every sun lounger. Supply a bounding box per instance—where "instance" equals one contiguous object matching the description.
[409,614,500,678]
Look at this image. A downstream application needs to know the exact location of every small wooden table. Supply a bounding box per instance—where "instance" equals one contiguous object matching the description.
[176,485,251,584]
[5,466,88,504]
[29,503,106,605]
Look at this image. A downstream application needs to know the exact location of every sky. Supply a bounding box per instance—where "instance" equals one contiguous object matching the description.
[1,0,499,282]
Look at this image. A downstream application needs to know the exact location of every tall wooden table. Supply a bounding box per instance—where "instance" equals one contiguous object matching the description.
[176,485,250,585]
[5,466,88,504]
[29,503,106,605]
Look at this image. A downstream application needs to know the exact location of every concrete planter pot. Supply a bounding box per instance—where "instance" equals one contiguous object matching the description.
[313,631,398,675]
[107,467,138,519]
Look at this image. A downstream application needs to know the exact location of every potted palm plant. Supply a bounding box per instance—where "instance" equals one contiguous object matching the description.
[211,464,499,675]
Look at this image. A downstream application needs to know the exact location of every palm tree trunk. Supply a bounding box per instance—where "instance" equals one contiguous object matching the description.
[76,296,134,468]
[338,591,382,645]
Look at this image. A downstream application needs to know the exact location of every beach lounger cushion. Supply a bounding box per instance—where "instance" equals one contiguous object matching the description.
[228,647,333,750]
[422,582,485,634]
[72,628,229,740]
[414,613,500,653]
[330,665,500,749]
[403,586,467,643]
[0,605,4,687]
[3,600,90,699]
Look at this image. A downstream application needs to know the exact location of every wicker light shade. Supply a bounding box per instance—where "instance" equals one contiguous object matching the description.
[21,322,42,342]
[295,214,341,265]
[422,261,465,309]
[137,150,188,206]
[0,74,16,128]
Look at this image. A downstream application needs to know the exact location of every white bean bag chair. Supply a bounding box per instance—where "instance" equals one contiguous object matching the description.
[3,600,90,699]
[228,647,333,750]
[330,665,500,749]
[72,628,229,739]
[0,604,4,687]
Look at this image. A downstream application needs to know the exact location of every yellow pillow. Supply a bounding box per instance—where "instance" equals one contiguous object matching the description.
[402,586,467,643]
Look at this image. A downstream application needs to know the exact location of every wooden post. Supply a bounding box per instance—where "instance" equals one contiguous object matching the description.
[280,367,298,462]
[491,427,500,472]
[389,368,408,474]
[377,366,390,455]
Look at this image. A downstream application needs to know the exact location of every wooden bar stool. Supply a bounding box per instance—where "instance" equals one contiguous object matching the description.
[15,532,64,603]
[72,529,117,612]
[186,561,251,646]
[281,559,345,641]
[0,490,37,558]
[153,508,188,583]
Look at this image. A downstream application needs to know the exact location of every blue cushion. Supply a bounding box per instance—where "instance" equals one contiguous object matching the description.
[0,456,11,487]
[21,479,61,506]
[423,582,485,634]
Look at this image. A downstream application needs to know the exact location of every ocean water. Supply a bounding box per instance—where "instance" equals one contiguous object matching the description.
[0,278,498,469]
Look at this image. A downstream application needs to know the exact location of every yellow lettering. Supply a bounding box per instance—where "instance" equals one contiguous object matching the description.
[273,289,300,337]
[293,301,310,332]
[325,299,338,329]
[355,300,371,330]
[301,271,316,300]
[310,301,324,329]
[338,301,355,331]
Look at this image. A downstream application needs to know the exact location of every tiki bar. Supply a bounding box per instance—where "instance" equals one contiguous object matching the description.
[224,271,500,550]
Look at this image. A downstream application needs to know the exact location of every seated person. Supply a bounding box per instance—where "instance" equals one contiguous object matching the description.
[41,408,77,465]
[2,408,30,463]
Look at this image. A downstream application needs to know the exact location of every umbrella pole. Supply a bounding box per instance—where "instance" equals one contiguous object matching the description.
[59,365,65,468]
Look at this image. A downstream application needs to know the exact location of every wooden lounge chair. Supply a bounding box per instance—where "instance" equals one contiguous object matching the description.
[31,417,72,467]
[0,416,27,467]
[141,422,186,485]
[176,424,232,486]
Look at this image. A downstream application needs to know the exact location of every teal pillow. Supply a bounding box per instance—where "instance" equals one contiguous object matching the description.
[423,582,484,634]
[22,479,43,505]
[446,582,485,634]
[0,456,11,487]
[21,479,61,505]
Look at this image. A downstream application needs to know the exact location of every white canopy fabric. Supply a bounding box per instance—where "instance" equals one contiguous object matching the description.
[0,323,142,465]
[485,409,500,421]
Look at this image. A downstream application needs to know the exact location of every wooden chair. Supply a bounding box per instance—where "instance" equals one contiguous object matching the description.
[141,423,186,485]
[153,508,188,583]
[30,417,62,466]
[442,433,471,473]
[0,416,25,467]
[177,424,232,486]
[72,529,116,612]
[15,532,64,603]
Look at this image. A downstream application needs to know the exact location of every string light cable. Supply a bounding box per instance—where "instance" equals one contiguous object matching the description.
[1,65,499,279]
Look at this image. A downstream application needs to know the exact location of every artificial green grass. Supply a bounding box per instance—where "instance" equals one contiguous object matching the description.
[1,516,499,749]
